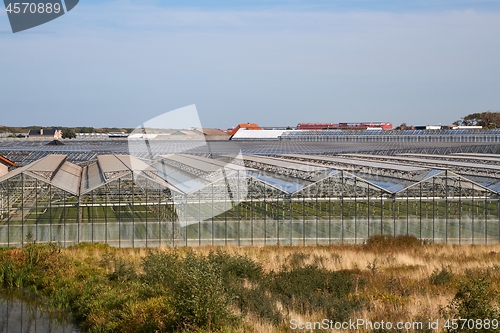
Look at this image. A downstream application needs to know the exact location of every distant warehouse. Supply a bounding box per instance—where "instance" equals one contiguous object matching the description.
[27,127,62,139]
[297,122,393,130]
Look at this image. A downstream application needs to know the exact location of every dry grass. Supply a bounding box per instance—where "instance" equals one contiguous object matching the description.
[185,242,500,332]
[8,240,500,332]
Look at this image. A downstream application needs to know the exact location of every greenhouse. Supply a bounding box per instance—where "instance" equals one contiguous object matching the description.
[0,152,499,247]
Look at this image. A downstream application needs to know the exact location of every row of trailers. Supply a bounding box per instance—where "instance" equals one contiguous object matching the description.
[0,151,499,247]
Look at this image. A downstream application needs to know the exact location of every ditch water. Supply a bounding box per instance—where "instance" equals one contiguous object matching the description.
[0,295,78,333]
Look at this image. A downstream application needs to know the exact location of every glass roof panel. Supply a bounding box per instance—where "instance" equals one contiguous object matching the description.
[150,161,208,194]
[245,170,311,194]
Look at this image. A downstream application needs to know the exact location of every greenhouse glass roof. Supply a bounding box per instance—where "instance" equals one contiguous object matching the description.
[1,152,499,197]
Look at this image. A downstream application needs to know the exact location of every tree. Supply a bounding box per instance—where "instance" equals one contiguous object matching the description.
[79,127,94,133]
[481,112,500,128]
[62,128,76,139]
[395,122,407,130]
[454,111,500,128]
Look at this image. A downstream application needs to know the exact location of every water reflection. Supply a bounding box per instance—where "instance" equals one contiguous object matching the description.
[0,297,78,333]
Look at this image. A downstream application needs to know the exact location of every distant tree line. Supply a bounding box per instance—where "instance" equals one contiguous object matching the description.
[453,111,500,128]
[79,127,95,133]
[394,111,500,131]
[62,128,76,139]
[0,125,134,139]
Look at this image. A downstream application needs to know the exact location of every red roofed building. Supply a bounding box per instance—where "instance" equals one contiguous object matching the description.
[0,155,16,177]
[229,123,262,137]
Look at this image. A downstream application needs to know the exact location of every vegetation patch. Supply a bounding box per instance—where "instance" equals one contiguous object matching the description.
[364,234,424,251]
[0,237,500,332]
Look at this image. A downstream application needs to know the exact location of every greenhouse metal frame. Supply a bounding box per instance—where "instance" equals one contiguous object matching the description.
[0,152,499,247]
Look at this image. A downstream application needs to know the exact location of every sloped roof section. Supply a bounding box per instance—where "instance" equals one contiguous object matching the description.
[30,154,66,172]
[148,159,207,194]
[246,170,310,194]
[97,154,130,181]
[26,155,66,181]
[0,154,173,196]
[0,155,82,195]
[116,154,153,172]
[98,155,129,173]
[80,162,106,195]
[0,164,30,183]
[51,161,83,195]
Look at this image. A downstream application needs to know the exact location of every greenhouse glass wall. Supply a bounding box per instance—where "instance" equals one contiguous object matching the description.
[0,153,499,247]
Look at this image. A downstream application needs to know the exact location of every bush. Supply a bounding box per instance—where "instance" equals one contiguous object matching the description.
[430,267,454,286]
[235,285,283,325]
[270,266,365,321]
[207,250,263,282]
[365,234,422,251]
[142,250,235,331]
[441,276,500,333]
[205,250,283,325]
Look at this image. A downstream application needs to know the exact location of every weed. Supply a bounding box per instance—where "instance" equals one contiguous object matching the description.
[285,252,310,269]
[386,276,411,297]
[330,252,342,263]
[384,254,396,266]
[367,259,378,275]
[429,267,454,286]
[312,254,326,268]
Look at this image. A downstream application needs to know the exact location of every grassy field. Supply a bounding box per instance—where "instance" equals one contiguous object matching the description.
[0,236,500,332]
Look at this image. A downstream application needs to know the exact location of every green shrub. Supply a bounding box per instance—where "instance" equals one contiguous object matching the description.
[430,267,454,286]
[207,250,263,282]
[205,251,282,325]
[72,279,170,333]
[172,253,234,330]
[270,266,365,321]
[142,250,235,331]
[365,234,422,250]
[235,285,283,325]
[441,277,500,333]
[141,250,179,290]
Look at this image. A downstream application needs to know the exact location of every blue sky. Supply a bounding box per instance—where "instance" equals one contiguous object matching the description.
[1,0,500,129]
[79,0,500,11]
